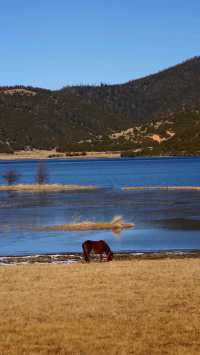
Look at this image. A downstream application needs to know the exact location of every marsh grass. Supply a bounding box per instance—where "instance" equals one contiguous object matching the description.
[0,183,97,192]
[40,216,134,232]
[0,259,200,354]
[124,185,200,191]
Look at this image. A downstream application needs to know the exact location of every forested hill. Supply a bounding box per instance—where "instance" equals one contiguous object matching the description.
[0,56,200,154]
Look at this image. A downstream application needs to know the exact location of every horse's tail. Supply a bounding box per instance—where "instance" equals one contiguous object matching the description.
[82,241,90,262]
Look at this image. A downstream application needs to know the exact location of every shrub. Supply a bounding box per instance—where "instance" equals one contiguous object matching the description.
[2,170,21,185]
[35,162,49,184]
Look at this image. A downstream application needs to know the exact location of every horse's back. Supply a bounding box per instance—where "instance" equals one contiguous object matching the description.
[82,240,110,253]
[96,240,110,253]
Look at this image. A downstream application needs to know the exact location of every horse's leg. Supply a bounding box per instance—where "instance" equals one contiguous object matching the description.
[82,244,90,262]
[84,251,90,262]
[106,250,113,262]
[99,253,103,262]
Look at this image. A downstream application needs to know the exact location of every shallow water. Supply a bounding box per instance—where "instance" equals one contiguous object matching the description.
[0,157,200,256]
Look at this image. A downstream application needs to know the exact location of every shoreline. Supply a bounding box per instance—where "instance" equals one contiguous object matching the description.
[0,150,199,161]
[1,250,200,265]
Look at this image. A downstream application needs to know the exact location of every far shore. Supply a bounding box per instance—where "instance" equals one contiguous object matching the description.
[0,150,199,161]
[0,149,121,160]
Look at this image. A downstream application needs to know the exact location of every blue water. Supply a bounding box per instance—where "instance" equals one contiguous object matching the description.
[0,157,200,256]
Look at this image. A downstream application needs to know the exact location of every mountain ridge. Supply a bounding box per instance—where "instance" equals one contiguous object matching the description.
[0,56,200,154]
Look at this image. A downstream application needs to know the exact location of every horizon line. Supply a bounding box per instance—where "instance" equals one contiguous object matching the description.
[0,55,199,91]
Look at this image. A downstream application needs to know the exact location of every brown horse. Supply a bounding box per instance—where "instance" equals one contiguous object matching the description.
[82,240,113,262]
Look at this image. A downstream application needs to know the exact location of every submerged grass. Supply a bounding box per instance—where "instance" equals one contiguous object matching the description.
[0,259,200,354]
[0,183,97,192]
[124,185,200,191]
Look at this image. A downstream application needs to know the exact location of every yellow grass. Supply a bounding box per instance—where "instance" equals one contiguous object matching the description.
[0,150,64,160]
[41,216,134,232]
[0,259,200,354]
[124,185,200,191]
[0,184,97,192]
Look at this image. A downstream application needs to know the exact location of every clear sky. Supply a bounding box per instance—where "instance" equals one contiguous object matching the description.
[1,0,199,89]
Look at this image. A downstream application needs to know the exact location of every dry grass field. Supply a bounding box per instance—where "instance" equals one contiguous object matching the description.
[0,259,200,355]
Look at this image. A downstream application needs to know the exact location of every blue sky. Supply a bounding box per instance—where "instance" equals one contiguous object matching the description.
[1,0,199,89]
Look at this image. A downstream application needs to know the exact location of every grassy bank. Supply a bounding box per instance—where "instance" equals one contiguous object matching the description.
[0,184,97,192]
[0,150,120,160]
[0,259,200,354]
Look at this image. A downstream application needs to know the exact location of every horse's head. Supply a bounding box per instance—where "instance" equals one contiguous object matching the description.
[107,250,113,261]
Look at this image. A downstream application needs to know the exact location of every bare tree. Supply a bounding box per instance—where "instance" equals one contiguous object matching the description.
[2,170,21,185]
[35,162,49,184]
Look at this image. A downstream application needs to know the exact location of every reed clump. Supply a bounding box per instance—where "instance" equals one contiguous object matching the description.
[41,216,134,232]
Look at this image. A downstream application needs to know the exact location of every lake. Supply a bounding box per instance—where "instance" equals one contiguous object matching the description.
[0,157,200,256]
